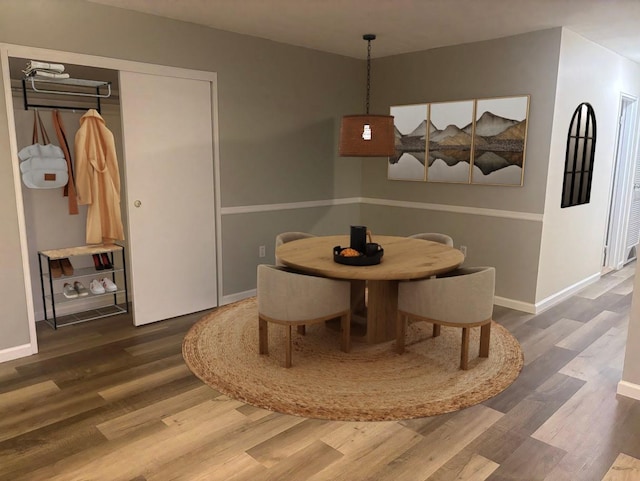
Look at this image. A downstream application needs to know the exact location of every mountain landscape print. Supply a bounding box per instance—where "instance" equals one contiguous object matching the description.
[388,103,428,181]
[388,95,530,185]
[427,100,474,183]
[472,96,529,185]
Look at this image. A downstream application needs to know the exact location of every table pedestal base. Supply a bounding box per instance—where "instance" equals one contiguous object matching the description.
[348,279,398,344]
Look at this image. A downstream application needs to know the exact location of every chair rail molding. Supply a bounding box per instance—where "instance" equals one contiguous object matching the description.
[221,197,544,222]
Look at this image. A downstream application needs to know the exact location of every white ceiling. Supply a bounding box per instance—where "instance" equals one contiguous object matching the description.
[86,0,640,62]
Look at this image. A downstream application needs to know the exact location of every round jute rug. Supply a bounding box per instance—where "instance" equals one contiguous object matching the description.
[182,298,523,422]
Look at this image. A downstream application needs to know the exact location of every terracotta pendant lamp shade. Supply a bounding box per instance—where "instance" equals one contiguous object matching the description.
[339,34,395,157]
[339,115,395,156]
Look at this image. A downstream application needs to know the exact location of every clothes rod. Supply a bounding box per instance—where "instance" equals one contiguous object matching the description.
[23,104,99,114]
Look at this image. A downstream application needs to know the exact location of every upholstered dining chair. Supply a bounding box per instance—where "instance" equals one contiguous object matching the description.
[275,231,316,266]
[409,232,454,247]
[396,266,495,370]
[257,264,351,367]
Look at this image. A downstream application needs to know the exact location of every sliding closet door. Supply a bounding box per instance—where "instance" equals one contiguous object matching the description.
[119,71,217,326]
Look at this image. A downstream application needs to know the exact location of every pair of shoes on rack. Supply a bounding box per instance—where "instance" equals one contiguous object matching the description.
[50,258,74,278]
[92,253,113,271]
[50,260,62,278]
[60,258,74,276]
[63,281,88,298]
[89,278,118,295]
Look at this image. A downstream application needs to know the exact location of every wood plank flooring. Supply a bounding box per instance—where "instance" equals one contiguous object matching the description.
[1,264,639,480]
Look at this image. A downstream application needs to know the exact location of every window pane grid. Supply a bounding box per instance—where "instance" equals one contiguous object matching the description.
[561,103,596,208]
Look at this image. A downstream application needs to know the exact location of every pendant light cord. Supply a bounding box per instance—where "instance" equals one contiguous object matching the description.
[365,37,372,115]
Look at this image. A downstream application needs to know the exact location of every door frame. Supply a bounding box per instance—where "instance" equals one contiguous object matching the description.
[0,43,223,355]
[604,93,639,270]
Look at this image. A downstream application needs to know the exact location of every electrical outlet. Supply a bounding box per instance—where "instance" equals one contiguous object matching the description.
[259,245,266,258]
[459,245,467,257]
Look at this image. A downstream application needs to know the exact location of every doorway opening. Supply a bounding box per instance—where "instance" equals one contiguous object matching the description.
[604,94,639,273]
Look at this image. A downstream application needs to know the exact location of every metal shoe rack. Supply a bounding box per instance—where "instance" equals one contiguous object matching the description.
[37,243,129,329]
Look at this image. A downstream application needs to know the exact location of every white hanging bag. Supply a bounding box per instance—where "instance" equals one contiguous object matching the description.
[18,110,68,189]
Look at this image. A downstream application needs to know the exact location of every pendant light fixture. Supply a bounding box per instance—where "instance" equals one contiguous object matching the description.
[339,34,395,157]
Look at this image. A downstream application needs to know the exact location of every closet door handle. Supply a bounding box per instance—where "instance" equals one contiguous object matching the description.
[134,200,142,208]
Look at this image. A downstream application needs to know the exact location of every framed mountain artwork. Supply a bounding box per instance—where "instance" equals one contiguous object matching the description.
[388,103,428,181]
[426,100,475,184]
[471,95,530,186]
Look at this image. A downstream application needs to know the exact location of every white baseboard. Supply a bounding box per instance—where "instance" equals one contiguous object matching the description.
[494,296,536,314]
[494,273,601,315]
[221,289,256,305]
[617,380,640,401]
[0,343,35,363]
[534,272,601,314]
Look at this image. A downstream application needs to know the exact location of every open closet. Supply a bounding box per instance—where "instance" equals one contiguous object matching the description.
[10,57,128,328]
[4,45,220,350]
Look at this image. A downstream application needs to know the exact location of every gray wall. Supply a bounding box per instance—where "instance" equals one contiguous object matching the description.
[362,29,563,304]
[222,204,361,294]
[361,204,543,301]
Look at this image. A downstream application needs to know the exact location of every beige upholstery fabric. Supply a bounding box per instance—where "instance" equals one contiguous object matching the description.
[397,267,495,369]
[408,232,454,247]
[275,231,316,266]
[257,264,351,367]
[398,267,494,324]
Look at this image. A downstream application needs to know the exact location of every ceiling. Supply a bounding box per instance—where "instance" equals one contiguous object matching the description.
[86,0,640,63]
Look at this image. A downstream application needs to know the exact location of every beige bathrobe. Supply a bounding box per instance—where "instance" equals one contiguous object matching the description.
[75,109,125,244]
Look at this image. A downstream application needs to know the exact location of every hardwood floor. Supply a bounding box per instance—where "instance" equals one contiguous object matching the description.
[1,264,639,480]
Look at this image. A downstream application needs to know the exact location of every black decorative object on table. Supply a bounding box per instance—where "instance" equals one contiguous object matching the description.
[350,225,367,253]
[335,226,384,265]
[333,245,384,266]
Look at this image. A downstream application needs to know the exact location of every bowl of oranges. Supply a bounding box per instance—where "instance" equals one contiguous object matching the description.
[333,245,384,266]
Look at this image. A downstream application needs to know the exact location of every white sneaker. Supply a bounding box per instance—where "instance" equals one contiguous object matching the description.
[63,282,78,299]
[89,279,105,295]
[101,277,118,293]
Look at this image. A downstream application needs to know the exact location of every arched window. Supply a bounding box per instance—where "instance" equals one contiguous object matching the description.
[562,103,597,208]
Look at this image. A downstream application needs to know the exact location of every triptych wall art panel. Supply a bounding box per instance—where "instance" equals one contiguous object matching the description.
[388,104,428,181]
[388,95,530,186]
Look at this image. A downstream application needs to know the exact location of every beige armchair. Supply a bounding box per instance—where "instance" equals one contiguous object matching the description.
[396,266,495,370]
[275,231,316,266]
[409,232,454,247]
[257,264,351,367]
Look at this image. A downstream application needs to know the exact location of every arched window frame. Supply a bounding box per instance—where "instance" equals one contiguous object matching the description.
[561,103,597,208]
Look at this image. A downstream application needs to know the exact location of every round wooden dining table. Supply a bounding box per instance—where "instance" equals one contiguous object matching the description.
[275,235,465,343]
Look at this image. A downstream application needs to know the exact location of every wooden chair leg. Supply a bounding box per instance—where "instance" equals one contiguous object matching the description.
[460,327,470,370]
[480,322,491,358]
[258,317,268,355]
[396,312,406,354]
[285,325,292,368]
[341,312,351,353]
[297,325,306,335]
[433,324,441,337]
